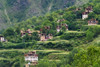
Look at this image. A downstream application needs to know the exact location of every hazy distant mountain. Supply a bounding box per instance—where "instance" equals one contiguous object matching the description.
[0,0,89,30]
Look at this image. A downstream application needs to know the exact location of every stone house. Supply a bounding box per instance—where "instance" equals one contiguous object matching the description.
[73,8,82,12]
[57,19,65,23]
[88,19,98,25]
[40,33,53,41]
[0,36,7,42]
[56,23,68,32]
[76,8,81,11]
[48,34,53,39]
[61,23,68,30]
[26,29,33,36]
[56,25,61,32]
[44,26,50,30]
[82,12,89,20]
[21,29,33,37]
[85,6,93,13]
[24,51,38,65]
[40,34,46,41]
[21,30,26,37]
[82,6,93,20]
[45,34,53,41]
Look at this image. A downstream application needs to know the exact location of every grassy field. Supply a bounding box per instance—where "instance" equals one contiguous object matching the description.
[84,25,100,27]
[68,31,84,33]
[0,57,9,60]
[89,35,100,45]
[77,35,100,50]
[0,49,66,52]
[0,49,69,61]
[38,40,69,43]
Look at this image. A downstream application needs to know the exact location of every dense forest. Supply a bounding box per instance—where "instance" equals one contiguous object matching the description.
[0,0,100,67]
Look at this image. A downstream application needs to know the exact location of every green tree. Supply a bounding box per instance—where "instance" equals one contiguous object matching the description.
[72,46,100,67]
[86,29,94,41]
[0,42,2,48]
[62,26,67,32]
[37,58,57,67]
[94,3,100,14]
[32,32,40,41]
[63,11,76,22]
[88,12,96,19]
[3,28,15,37]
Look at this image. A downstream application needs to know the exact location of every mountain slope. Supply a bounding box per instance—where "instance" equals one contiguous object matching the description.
[0,0,89,30]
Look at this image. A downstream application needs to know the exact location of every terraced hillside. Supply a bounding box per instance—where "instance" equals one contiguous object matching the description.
[0,49,69,67]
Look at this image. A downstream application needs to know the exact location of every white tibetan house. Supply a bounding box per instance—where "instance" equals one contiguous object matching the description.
[82,12,89,20]
[24,51,38,65]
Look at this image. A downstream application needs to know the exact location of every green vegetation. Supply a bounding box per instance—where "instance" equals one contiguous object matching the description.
[0,49,69,67]
[0,0,89,31]
[0,0,100,67]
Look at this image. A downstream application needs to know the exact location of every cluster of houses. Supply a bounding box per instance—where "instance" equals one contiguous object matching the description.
[81,6,98,25]
[24,51,38,66]
[23,7,99,67]
[18,6,99,42]
[38,6,99,41]
[1,6,98,43]
[56,19,68,32]
[39,21,68,41]
[39,26,53,41]
[20,27,54,41]
[57,19,65,23]
[82,6,93,20]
